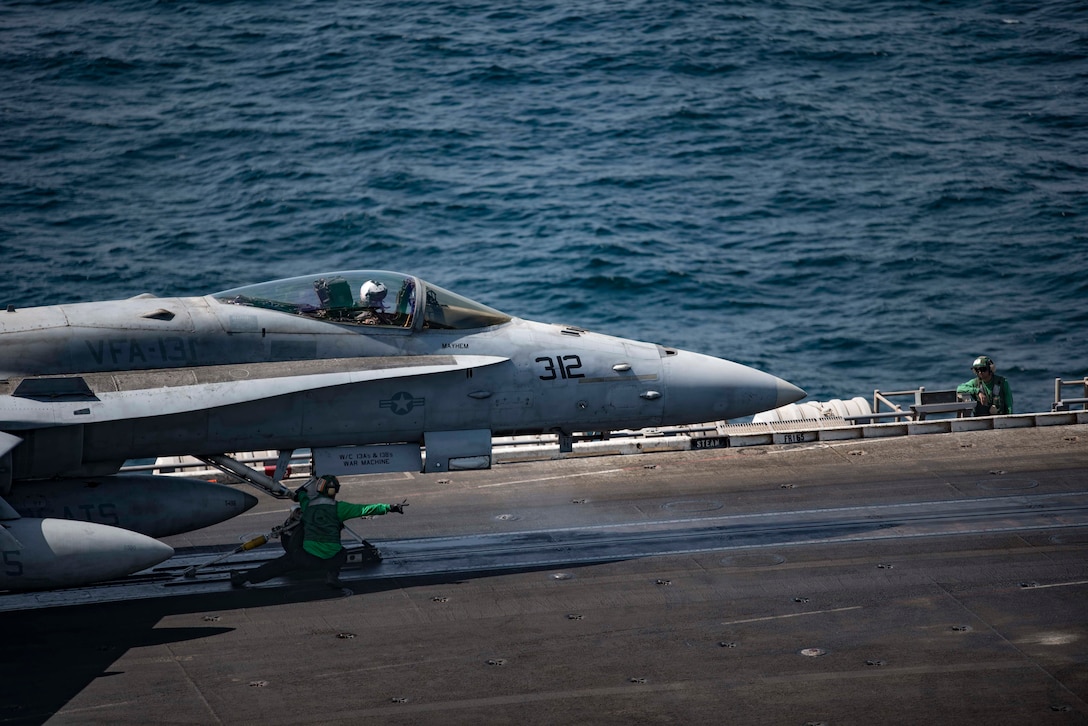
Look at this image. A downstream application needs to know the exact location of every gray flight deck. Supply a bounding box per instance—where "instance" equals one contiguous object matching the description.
[3,424,1088,725]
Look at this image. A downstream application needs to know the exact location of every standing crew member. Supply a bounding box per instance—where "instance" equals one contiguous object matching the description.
[231,475,407,589]
[956,355,1013,416]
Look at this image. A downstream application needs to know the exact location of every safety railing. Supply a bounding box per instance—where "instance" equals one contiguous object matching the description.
[840,389,914,424]
[841,387,972,424]
[1053,377,1088,412]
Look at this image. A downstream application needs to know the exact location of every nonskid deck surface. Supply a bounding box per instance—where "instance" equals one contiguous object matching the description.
[2,425,1087,725]
[5,488,1087,612]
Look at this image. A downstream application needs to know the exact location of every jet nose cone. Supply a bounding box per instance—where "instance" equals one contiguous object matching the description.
[661,350,806,423]
[776,379,807,409]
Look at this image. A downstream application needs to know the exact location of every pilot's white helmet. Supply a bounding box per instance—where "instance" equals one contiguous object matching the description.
[360,280,388,308]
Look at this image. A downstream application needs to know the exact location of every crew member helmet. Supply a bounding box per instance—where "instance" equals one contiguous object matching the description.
[360,280,388,309]
[972,355,994,373]
[316,474,341,498]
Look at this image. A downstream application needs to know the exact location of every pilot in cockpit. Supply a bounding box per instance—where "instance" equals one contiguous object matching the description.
[355,280,392,325]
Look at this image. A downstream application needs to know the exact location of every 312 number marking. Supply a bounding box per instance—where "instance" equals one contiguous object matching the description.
[537,355,584,381]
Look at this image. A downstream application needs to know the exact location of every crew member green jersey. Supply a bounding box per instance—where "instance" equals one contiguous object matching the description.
[298,490,392,559]
[956,374,1012,416]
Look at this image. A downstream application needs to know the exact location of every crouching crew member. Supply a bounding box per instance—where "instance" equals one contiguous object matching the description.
[231,475,407,589]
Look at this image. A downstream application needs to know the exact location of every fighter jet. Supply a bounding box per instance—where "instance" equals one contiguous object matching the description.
[0,269,804,590]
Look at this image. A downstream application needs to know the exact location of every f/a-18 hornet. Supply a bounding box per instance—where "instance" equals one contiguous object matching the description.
[0,270,804,590]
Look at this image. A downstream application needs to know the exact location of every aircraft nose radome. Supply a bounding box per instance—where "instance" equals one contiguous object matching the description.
[661,350,806,423]
[776,379,807,409]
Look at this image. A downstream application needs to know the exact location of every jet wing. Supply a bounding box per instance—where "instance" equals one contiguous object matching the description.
[0,355,508,429]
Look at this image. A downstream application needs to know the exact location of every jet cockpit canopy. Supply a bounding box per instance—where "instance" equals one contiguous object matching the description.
[212,270,512,331]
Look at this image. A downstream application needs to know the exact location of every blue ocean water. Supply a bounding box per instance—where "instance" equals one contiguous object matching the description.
[1,0,1086,415]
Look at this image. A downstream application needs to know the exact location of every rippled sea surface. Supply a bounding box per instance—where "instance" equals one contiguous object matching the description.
[2,0,1085,414]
